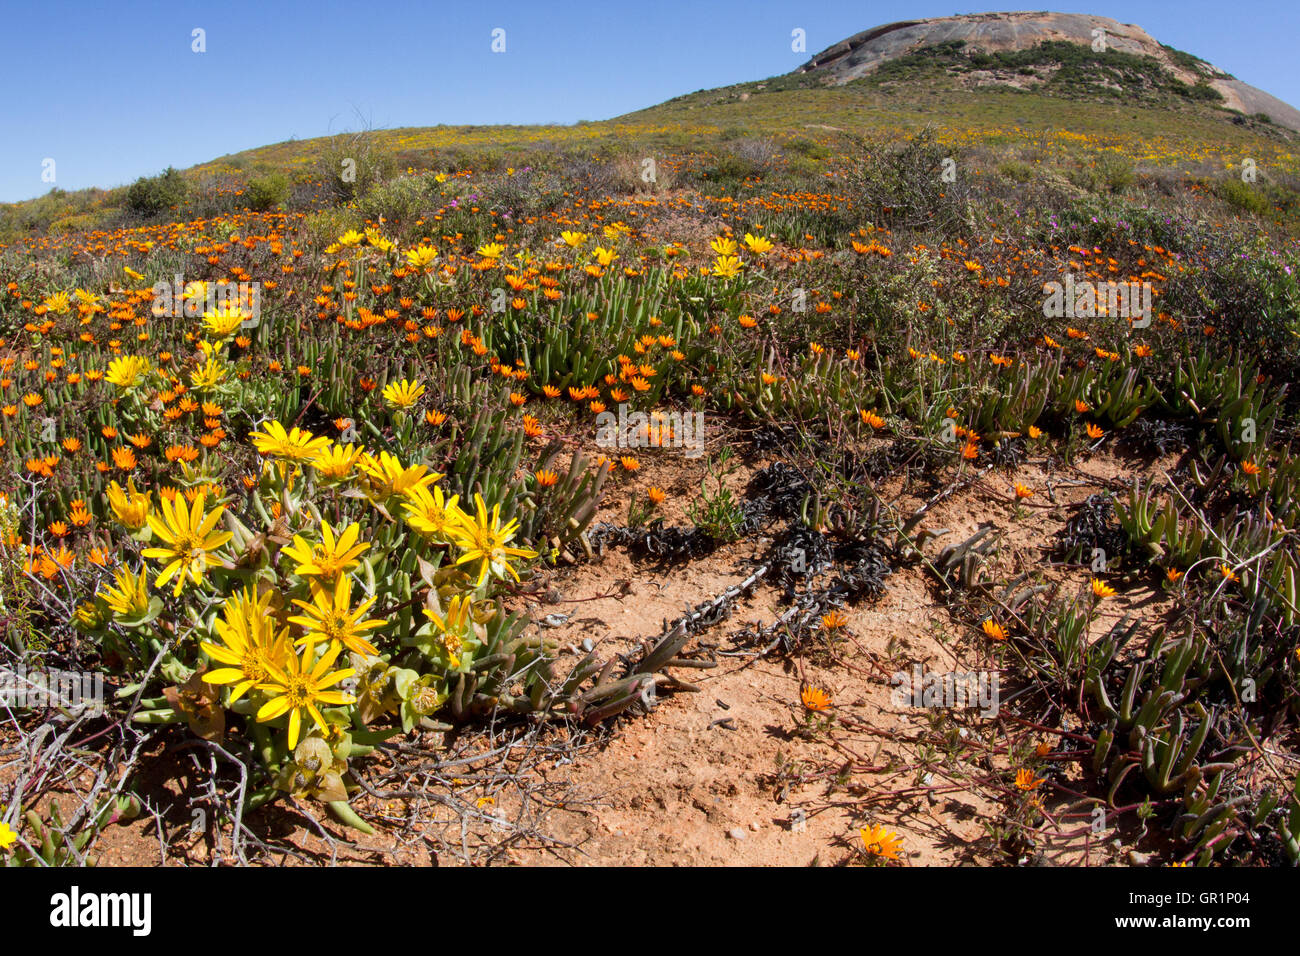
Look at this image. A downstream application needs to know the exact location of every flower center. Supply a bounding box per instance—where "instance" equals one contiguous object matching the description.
[173,530,203,564]
[240,652,267,682]
[284,674,310,707]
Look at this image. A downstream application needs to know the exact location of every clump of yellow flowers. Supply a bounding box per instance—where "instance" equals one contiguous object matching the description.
[77,414,541,829]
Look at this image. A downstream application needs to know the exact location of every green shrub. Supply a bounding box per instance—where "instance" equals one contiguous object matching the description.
[318,133,398,204]
[1215,178,1270,215]
[1070,154,1134,194]
[50,212,99,234]
[244,173,290,211]
[1180,80,1224,102]
[354,174,437,227]
[997,160,1036,183]
[125,167,189,216]
[482,169,569,221]
[698,142,775,191]
[784,156,827,180]
[474,148,510,173]
[1097,153,1135,193]
[783,137,832,162]
[840,129,972,233]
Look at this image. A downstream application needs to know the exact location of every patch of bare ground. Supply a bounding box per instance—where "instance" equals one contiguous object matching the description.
[457,443,1187,866]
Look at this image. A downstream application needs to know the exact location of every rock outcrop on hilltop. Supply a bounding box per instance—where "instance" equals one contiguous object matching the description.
[796,11,1300,131]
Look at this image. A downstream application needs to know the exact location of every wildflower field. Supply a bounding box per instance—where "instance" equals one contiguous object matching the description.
[2,59,1300,868]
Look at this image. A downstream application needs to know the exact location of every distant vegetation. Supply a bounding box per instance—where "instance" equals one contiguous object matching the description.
[861,39,1226,107]
[0,39,1296,246]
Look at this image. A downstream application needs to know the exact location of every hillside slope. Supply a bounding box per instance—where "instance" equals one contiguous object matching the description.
[3,9,1299,241]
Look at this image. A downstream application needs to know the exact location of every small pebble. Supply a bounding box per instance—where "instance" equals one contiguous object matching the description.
[728,827,747,840]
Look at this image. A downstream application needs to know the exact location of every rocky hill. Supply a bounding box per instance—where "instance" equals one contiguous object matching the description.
[796,11,1300,130]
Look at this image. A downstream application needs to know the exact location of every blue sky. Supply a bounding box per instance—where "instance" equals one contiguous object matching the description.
[2,0,1297,202]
